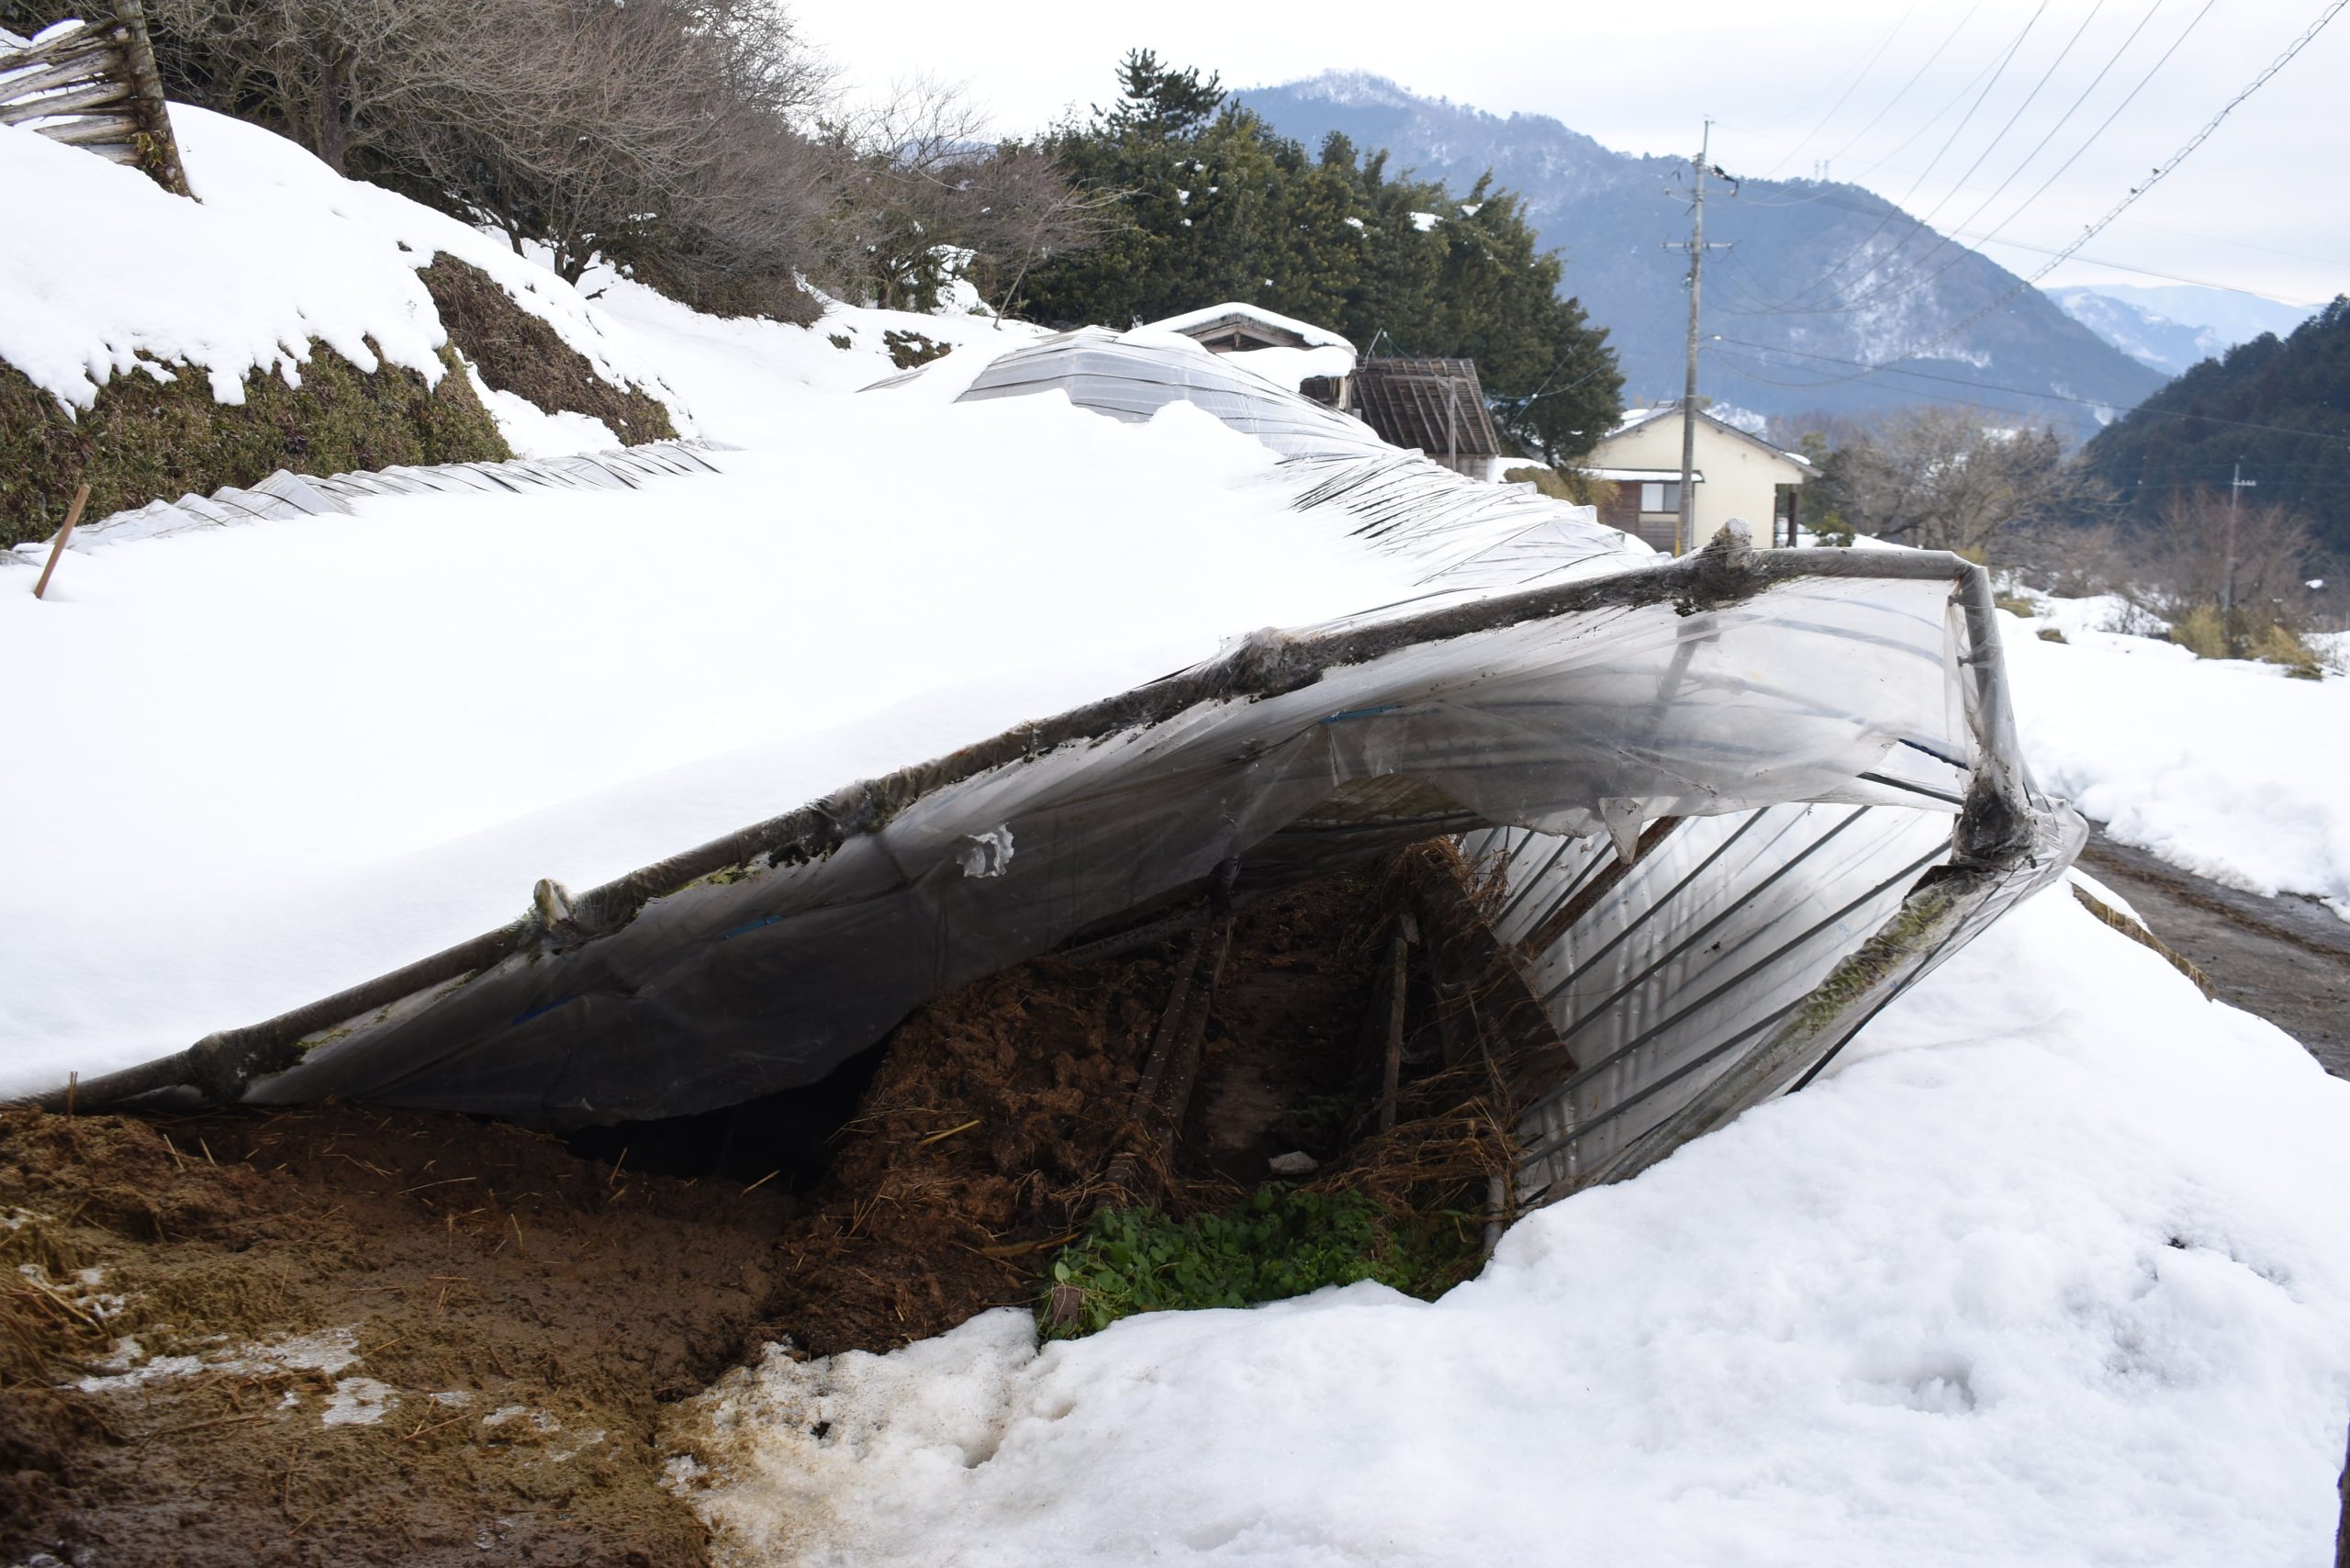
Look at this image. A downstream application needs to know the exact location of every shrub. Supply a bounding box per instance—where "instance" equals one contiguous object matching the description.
[1041,1188,1464,1340]
[2252,622,2324,679]
[418,257,675,443]
[1504,465,1617,509]
[2169,603,2231,658]
[2,343,506,547]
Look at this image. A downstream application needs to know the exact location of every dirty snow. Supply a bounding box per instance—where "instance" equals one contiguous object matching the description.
[670,889,2350,1567]
[1998,596,2350,918]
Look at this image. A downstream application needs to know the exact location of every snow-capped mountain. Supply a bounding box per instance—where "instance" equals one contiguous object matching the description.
[1239,73,2166,435]
[2048,285,2318,377]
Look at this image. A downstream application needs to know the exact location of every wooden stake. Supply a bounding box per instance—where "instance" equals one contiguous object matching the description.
[1378,935,1408,1135]
[32,483,90,599]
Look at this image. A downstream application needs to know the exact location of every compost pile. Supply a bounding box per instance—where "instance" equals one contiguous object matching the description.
[2,855,1522,1564]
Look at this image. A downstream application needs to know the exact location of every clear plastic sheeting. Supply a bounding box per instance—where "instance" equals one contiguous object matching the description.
[1471,805,1958,1199]
[2,442,725,565]
[36,331,2081,1207]
[955,328,1391,458]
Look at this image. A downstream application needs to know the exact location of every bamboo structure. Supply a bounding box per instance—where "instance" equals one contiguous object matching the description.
[0,0,191,196]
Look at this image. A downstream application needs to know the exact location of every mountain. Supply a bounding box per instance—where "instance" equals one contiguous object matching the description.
[2087,285,2321,349]
[2046,289,2229,379]
[2081,297,2350,558]
[1236,73,2166,437]
[2049,286,2318,378]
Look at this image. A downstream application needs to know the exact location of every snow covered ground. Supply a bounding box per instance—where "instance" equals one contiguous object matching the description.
[9,96,2348,1566]
[1998,594,2350,919]
[0,373,1421,1096]
[669,887,2350,1567]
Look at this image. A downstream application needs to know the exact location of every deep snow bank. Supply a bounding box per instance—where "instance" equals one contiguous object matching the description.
[0,381,1417,1095]
[0,103,685,441]
[669,888,2350,1567]
[1998,597,2350,918]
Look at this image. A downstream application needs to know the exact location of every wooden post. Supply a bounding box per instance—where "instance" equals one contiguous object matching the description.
[2335,1417,2349,1568]
[108,0,191,196]
[32,483,90,599]
[1377,933,1409,1134]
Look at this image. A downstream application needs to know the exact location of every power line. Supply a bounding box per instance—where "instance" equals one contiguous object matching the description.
[1714,184,2332,308]
[1751,2,1925,179]
[1793,0,2213,322]
[1704,336,2350,450]
[1842,0,2120,280]
[1773,3,2053,313]
[1727,0,2347,391]
[1775,0,2181,320]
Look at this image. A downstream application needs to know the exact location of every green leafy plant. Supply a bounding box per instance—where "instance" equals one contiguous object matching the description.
[1041,1187,1465,1339]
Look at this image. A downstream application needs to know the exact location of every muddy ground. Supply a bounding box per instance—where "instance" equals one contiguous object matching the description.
[2079,824,2350,1078]
[1,866,1490,1564]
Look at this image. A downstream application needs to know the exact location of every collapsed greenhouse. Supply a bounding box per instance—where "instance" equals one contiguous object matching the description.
[30,329,2086,1215]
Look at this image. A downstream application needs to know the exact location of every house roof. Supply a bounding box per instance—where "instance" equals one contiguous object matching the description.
[1601,402,1816,471]
[1352,358,1503,459]
[1146,302,1354,353]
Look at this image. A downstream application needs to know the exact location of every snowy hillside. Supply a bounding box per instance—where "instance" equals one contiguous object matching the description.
[2046,287,2231,379]
[2047,286,2320,379]
[0,103,683,445]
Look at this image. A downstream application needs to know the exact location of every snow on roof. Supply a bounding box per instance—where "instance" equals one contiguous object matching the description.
[1583,466,1706,483]
[1144,302,1354,353]
[1601,402,1816,470]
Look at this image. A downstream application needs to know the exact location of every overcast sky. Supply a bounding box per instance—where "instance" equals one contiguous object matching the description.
[790,0,2347,309]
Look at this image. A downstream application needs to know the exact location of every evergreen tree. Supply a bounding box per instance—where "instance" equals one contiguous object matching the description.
[1013,51,1622,463]
[2081,298,2350,560]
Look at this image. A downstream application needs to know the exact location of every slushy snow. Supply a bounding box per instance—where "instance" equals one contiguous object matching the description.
[671,887,2350,1567]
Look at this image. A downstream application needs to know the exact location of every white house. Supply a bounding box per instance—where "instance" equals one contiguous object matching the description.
[1581,402,1816,554]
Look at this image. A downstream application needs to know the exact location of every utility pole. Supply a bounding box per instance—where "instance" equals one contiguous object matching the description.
[2223,461,2256,622]
[1663,121,1734,555]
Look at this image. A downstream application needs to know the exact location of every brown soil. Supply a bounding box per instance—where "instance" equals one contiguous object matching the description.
[2,857,1509,1561]
[754,872,1395,1359]
[0,1104,790,1566]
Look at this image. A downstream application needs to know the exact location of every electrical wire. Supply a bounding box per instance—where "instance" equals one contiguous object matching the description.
[1703,336,2350,450]
[1769,2,2053,312]
[1780,0,2206,321]
[1751,2,1924,179]
[1718,0,2346,392]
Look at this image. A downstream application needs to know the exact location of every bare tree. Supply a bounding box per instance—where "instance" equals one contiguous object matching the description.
[148,0,477,174]
[2133,490,2323,653]
[141,2,1092,320]
[821,79,1106,314]
[1818,406,2102,556]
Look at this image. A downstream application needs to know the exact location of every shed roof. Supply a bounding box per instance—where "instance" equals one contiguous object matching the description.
[1352,358,1503,459]
[1146,302,1354,353]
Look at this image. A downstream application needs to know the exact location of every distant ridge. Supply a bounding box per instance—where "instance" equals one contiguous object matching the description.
[1238,72,2165,434]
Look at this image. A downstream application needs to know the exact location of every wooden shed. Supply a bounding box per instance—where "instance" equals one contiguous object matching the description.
[1350,359,1504,477]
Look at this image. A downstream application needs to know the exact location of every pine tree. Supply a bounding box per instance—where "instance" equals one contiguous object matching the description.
[1013,51,1623,464]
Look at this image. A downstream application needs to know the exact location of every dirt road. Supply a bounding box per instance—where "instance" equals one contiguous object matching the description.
[2078,826,2350,1079]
